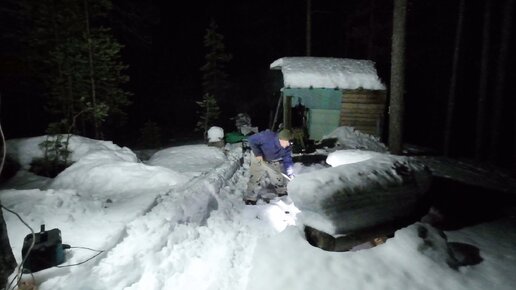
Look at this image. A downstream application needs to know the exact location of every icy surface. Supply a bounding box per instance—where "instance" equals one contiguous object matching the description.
[270,57,386,90]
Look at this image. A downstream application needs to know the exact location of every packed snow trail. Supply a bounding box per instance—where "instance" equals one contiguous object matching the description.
[37,144,269,290]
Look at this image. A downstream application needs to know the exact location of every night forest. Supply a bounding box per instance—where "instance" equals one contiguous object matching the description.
[0,0,514,173]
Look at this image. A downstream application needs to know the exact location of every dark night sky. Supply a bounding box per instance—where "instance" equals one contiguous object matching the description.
[0,0,514,166]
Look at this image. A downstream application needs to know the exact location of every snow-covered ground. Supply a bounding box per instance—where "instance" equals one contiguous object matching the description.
[1,132,515,290]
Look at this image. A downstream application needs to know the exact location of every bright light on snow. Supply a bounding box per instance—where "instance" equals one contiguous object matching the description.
[326,150,374,166]
[1,132,515,290]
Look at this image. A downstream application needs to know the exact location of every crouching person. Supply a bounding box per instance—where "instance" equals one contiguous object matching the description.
[244,129,294,205]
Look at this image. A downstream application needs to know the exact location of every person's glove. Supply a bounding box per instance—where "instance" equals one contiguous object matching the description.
[286,167,294,180]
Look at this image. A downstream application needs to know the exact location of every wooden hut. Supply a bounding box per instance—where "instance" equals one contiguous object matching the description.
[270,57,387,140]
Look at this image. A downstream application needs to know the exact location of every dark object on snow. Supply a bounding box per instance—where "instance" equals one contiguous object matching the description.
[0,155,20,184]
[29,158,71,178]
[22,225,65,273]
[208,140,225,148]
[292,154,328,166]
[244,199,257,205]
[305,226,335,251]
[446,242,483,269]
[305,217,411,252]
[417,224,483,270]
[315,138,338,149]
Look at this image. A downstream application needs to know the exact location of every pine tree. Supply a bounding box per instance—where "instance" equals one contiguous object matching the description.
[201,19,232,99]
[196,93,221,138]
[22,0,131,138]
[197,19,231,138]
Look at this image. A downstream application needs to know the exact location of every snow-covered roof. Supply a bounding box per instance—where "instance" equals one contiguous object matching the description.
[270,57,386,90]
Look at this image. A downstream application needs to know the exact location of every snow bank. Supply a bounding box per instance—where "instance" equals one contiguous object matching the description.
[289,150,431,235]
[147,144,227,178]
[6,135,133,170]
[322,126,388,153]
[270,57,386,90]
[50,149,188,197]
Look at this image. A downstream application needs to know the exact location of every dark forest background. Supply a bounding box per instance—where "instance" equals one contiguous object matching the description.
[0,0,514,172]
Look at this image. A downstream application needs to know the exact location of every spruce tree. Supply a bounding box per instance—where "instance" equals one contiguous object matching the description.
[196,93,221,138]
[196,19,231,137]
[23,0,131,139]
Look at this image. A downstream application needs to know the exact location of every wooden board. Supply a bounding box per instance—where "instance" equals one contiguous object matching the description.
[342,90,387,104]
[341,107,385,114]
[341,119,378,127]
[342,103,385,110]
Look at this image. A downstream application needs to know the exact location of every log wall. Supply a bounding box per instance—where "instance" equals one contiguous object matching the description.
[340,90,387,136]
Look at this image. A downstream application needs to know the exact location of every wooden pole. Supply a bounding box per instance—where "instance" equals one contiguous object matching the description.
[306,0,312,56]
[283,95,292,130]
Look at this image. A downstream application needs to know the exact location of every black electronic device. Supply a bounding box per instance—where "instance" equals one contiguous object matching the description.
[21,225,66,273]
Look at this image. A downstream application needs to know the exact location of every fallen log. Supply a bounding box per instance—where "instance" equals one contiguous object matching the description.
[289,150,432,237]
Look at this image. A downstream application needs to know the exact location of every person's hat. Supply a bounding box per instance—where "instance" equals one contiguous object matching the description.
[278,129,293,141]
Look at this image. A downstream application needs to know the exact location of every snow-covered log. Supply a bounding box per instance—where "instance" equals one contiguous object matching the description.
[289,150,432,236]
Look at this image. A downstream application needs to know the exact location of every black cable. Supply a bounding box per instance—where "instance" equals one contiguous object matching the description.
[0,96,102,287]
[56,246,105,268]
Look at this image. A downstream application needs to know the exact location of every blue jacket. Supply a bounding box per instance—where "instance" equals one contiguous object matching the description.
[247,130,294,177]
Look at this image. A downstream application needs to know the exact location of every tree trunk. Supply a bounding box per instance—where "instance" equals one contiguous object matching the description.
[51,0,71,122]
[0,203,16,290]
[388,0,407,154]
[444,0,465,156]
[475,0,492,161]
[306,0,312,56]
[367,0,376,59]
[488,0,514,163]
[84,0,99,139]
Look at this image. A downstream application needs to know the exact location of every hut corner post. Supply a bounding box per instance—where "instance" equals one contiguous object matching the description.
[283,95,292,130]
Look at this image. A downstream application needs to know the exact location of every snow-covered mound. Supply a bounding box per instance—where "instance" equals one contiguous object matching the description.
[50,149,188,197]
[147,144,227,178]
[321,126,388,153]
[6,135,133,170]
[289,150,431,235]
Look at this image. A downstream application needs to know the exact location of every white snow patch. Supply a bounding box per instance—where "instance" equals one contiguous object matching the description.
[207,126,224,142]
